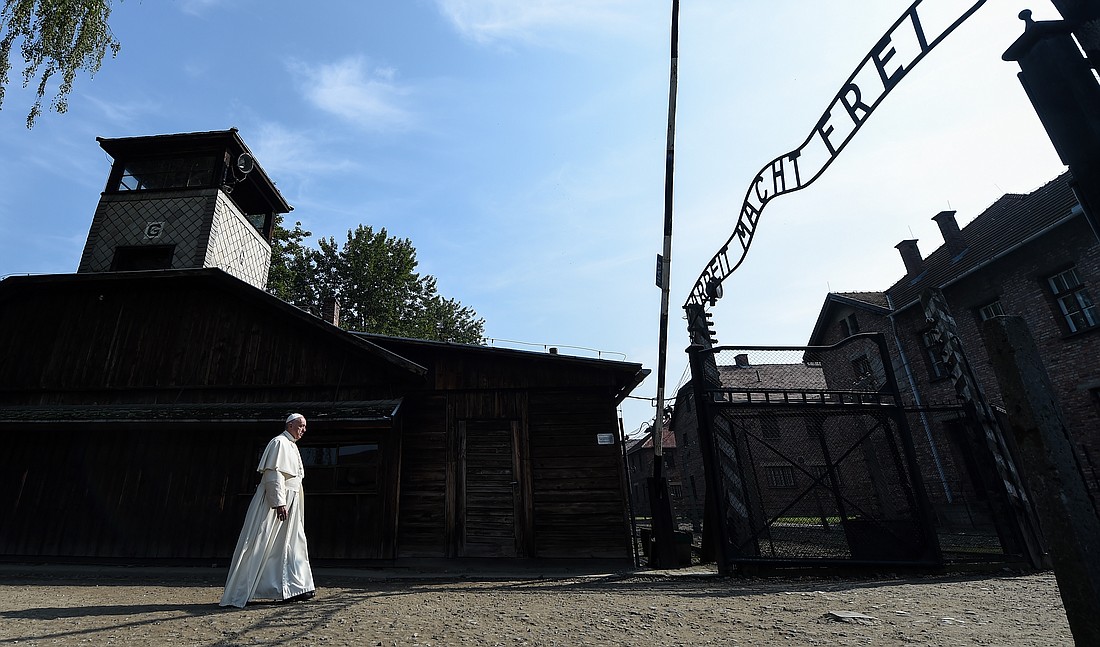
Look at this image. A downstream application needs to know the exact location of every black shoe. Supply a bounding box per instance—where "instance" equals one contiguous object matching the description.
[283,590,315,603]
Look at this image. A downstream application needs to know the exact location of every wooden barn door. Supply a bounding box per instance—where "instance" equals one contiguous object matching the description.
[458,420,528,557]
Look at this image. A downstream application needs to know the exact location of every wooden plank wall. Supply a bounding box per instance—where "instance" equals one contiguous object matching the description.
[300,426,401,561]
[394,387,630,560]
[528,390,631,559]
[0,424,401,563]
[396,394,449,557]
[0,427,257,561]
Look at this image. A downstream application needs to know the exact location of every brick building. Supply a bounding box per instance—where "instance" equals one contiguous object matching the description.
[808,171,1100,502]
[624,424,686,520]
[670,172,1098,564]
[670,355,839,532]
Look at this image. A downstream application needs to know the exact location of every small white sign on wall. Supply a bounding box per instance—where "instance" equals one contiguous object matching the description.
[597,433,615,445]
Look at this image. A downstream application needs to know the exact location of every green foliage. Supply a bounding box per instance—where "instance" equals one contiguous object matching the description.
[267,216,485,344]
[266,217,314,305]
[0,0,121,127]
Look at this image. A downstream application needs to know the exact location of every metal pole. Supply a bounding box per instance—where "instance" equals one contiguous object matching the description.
[652,0,679,464]
[644,0,681,569]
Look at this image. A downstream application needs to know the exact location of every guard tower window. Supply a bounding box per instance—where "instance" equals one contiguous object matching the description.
[114,155,217,192]
[110,245,174,271]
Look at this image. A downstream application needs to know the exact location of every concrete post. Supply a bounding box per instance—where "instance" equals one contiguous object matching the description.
[982,316,1100,645]
[1050,0,1100,66]
[1004,12,1100,241]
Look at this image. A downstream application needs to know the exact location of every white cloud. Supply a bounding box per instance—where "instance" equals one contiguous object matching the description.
[178,0,224,17]
[250,123,358,178]
[435,0,639,45]
[82,94,162,128]
[288,56,415,131]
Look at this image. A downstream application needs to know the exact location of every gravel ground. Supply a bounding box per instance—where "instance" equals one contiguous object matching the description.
[0,565,1073,646]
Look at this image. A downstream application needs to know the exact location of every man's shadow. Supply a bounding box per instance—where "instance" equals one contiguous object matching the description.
[2,602,218,619]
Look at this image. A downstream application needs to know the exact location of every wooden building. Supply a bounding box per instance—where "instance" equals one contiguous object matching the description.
[0,130,647,564]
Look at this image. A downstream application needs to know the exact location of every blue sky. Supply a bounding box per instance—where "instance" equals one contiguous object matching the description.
[0,1,1069,436]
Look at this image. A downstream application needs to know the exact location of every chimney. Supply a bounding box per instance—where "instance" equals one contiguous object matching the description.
[321,296,340,327]
[932,210,967,256]
[895,239,924,276]
[734,353,749,368]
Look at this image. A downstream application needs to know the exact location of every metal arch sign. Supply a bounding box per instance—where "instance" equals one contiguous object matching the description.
[685,0,988,308]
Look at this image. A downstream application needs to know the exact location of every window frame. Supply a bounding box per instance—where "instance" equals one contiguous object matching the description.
[110,154,220,193]
[763,464,797,489]
[1046,267,1098,334]
[977,299,1005,322]
[919,329,949,381]
[298,441,383,494]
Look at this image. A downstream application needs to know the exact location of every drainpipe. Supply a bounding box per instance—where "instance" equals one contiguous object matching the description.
[887,293,953,502]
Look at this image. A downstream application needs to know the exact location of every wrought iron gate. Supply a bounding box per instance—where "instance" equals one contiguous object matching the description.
[686,333,942,573]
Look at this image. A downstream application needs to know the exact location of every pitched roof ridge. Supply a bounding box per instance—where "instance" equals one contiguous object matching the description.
[886,170,1077,308]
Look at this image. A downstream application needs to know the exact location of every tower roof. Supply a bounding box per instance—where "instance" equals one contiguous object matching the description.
[97,128,292,216]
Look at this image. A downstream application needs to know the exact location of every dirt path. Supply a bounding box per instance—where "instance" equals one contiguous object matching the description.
[0,567,1073,646]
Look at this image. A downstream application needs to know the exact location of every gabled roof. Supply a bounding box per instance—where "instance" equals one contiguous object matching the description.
[0,268,428,382]
[835,291,890,309]
[358,332,650,405]
[0,399,402,425]
[887,172,1079,311]
[632,424,676,450]
[806,291,892,346]
[718,362,827,390]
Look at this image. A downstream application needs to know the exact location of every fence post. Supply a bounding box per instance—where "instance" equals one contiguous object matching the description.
[982,315,1100,645]
[687,342,733,575]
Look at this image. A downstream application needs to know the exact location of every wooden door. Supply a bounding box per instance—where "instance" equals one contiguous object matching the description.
[460,420,521,557]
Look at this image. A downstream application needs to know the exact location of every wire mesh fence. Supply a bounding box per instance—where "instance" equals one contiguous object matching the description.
[675,334,1016,571]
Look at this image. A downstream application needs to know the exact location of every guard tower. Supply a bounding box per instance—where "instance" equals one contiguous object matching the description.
[77,128,292,290]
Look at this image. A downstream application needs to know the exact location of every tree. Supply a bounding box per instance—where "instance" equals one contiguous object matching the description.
[0,0,120,128]
[266,216,314,305]
[267,217,485,344]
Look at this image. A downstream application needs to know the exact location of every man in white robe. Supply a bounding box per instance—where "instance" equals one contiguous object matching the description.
[220,413,316,607]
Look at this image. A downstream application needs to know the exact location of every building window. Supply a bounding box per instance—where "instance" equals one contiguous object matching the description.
[760,416,780,440]
[920,330,949,379]
[839,313,860,338]
[110,245,175,271]
[114,154,218,192]
[299,442,380,492]
[850,355,876,389]
[978,300,1004,321]
[810,464,842,487]
[1047,267,1098,333]
[851,355,872,378]
[764,465,796,489]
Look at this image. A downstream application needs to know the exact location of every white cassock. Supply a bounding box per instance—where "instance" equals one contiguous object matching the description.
[220,430,315,607]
